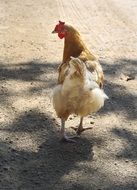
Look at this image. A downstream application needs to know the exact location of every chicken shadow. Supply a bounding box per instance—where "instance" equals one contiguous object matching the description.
[99,58,137,120]
[0,109,100,190]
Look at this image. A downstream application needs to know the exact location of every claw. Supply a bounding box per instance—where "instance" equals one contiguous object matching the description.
[60,135,79,143]
[71,126,93,135]
[71,126,78,132]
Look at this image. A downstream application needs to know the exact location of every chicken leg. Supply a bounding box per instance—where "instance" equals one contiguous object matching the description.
[71,117,93,135]
[60,118,78,143]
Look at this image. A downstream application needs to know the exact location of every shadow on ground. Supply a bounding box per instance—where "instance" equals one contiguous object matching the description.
[100,58,137,120]
[0,59,59,106]
[100,58,137,78]
[1,120,137,190]
[0,60,58,82]
[0,109,95,190]
[112,127,137,160]
[0,58,137,189]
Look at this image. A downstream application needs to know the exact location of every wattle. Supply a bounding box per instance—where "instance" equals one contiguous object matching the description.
[58,32,65,39]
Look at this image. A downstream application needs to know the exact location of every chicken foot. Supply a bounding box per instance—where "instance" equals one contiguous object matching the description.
[60,118,78,143]
[71,117,93,135]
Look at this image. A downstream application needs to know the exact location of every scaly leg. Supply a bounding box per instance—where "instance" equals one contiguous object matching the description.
[60,118,78,143]
[71,117,93,135]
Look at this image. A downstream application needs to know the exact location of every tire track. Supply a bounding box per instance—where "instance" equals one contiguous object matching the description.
[56,0,66,20]
[56,0,137,58]
[56,0,102,49]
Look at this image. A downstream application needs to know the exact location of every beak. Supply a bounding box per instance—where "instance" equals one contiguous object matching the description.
[52,30,56,34]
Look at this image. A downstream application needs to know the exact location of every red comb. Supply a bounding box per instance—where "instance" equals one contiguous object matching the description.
[59,21,65,25]
[53,21,66,39]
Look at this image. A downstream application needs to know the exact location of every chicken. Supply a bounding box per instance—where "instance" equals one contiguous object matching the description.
[52,21,107,142]
[53,57,108,142]
[52,21,104,88]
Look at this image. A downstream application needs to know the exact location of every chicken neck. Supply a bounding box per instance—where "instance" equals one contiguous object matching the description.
[63,32,86,63]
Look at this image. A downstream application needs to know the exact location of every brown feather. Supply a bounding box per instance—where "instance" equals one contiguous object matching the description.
[58,24,104,87]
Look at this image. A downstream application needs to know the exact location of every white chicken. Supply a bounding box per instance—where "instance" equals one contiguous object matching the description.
[53,57,108,142]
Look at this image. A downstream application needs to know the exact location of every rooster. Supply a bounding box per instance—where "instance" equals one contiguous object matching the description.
[53,57,108,142]
[52,21,107,142]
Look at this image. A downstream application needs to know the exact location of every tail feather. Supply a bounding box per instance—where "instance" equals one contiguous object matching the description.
[91,88,108,112]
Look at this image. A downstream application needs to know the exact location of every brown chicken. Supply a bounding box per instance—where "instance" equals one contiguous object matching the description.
[52,21,106,142]
[53,57,108,142]
[52,21,104,88]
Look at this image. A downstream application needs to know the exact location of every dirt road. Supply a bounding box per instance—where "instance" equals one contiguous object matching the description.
[0,0,137,189]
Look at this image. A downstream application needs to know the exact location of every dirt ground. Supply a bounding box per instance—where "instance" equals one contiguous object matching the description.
[0,0,137,189]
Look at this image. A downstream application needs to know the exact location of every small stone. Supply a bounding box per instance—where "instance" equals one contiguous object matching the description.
[34,181,40,185]
[22,169,28,173]
[10,157,16,161]
[3,166,10,171]
[11,148,16,152]
[9,140,13,144]
[127,76,135,81]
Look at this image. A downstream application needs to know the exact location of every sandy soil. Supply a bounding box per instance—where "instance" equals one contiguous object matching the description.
[0,0,137,189]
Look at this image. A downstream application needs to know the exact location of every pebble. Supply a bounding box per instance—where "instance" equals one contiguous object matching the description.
[11,149,17,152]
[3,166,10,171]
[22,169,28,173]
[127,75,135,81]
[9,140,13,144]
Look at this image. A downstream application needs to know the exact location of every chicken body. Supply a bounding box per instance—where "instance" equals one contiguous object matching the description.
[53,57,108,142]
